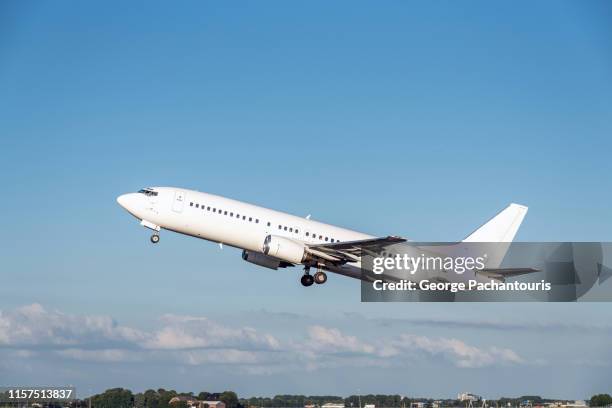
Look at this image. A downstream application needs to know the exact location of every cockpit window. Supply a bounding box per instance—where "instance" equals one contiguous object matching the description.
[137,188,158,197]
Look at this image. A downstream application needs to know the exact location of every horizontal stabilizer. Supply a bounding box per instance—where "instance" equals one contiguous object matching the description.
[475,267,540,281]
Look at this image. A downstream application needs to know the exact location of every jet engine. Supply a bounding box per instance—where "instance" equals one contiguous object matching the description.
[262,235,308,264]
[241,250,292,270]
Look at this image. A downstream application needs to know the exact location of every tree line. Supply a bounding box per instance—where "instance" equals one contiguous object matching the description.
[243,395,404,408]
[63,388,240,408]
[11,390,611,408]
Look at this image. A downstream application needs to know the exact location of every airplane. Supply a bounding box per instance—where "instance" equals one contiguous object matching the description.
[117,187,529,287]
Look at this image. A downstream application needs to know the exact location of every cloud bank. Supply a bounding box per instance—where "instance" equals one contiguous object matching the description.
[0,304,525,372]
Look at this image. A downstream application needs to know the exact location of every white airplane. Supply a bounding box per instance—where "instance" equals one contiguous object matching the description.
[117,187,529,287]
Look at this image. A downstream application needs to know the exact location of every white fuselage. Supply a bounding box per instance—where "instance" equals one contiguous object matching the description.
[117,187,372,273]
[117,187,530,288]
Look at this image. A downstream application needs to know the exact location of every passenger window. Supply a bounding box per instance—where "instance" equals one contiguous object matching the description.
[230,212,233,217]
[242,216,246,220]
[207,206,210,211]
[249,217,252,222]
[319,235,322,240]
[306,232,310,237]
[224,211,227,215]
[295,229,299,234]
[289,228,293,232]
[196,204,199,208]
[284,226,287,231]
[190,202,193,207]
[256,219,259,223]
[267,222,271,227]
[213,208,216,213]
[278,225,282,229]
[325,237,328,241]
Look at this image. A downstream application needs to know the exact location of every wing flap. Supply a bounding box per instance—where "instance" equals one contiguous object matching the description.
[306,235,406,264]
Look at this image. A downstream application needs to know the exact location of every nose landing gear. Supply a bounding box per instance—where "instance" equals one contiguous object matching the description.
[150,234,160,244]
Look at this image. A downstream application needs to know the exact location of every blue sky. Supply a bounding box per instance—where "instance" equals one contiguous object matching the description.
[1,0,612,400]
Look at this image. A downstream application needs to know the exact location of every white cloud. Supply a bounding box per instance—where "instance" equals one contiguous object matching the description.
[298,326,523,368]
[393,334,524,368]
[143,314,280,351]
[0,304,278,352]
[305,325,376,354]
[0,305,525,371]
[0,304,146,348]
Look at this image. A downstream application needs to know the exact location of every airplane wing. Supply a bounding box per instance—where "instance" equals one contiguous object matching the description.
[305,235,406,264]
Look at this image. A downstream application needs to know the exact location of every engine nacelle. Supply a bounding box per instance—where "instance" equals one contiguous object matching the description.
[242,250,284,270]
[262,235,307,264]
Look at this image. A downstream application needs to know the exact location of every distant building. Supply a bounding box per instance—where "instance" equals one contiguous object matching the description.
[169,396,226,408]
[458,393,481,402]
[322,403,345,408]
[548,401,587,408]
[411,403,425,408]
[364,404,376,408]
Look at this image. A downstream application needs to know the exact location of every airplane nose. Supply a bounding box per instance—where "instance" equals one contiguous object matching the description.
[117,193,144,218]
[117,194,130,209]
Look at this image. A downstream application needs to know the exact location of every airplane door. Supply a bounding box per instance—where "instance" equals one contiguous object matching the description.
[172,190,186,213]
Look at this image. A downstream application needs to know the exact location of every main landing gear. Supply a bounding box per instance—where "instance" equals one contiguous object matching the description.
[314,271,327,284]
[301,265,327,287]
[301,273,314,287]
[150,234,160,244]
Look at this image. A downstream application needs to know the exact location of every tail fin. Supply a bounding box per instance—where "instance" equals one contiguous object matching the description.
[463,203,528,243]
[461,203,528,268]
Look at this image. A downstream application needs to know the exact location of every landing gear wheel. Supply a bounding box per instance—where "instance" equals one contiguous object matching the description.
[314,271,327,284]
[300,274,314,287]
[150,234,160,244]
